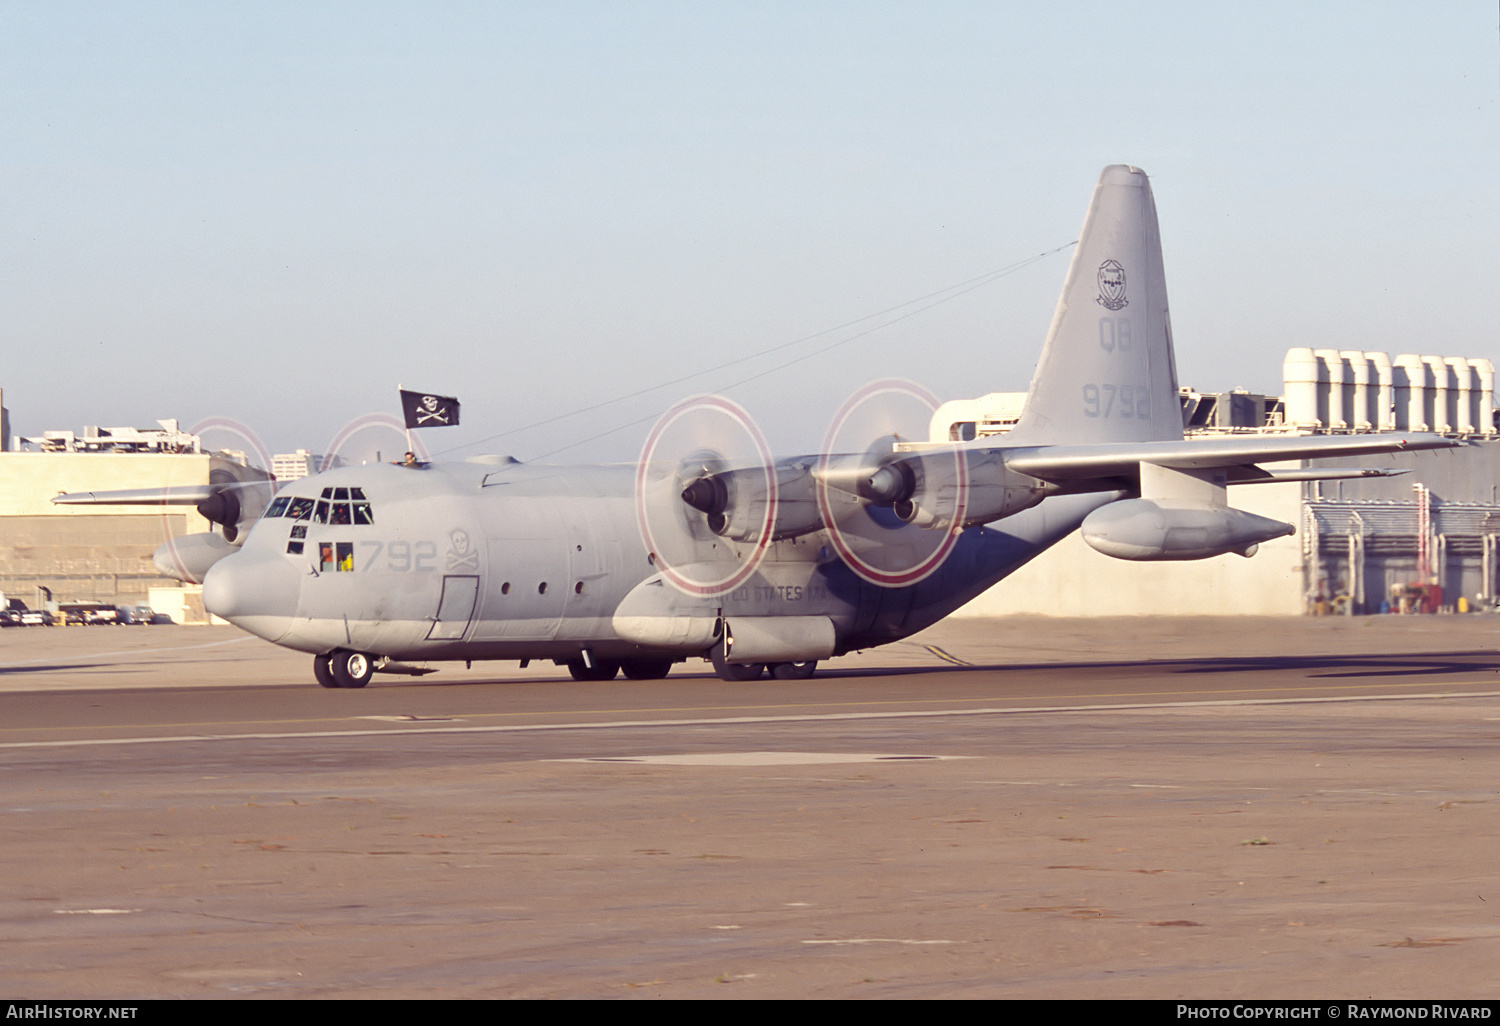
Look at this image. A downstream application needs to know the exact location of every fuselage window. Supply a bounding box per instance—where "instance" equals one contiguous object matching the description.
[313,500,329,524]
[329,503,351,525]
[336,542,354,571]
[265,496,292,518]
[286,540,304,555]
[320,543,336,572]
[353,502,374,525]
[290,524,307,539]
[287,497,315,520]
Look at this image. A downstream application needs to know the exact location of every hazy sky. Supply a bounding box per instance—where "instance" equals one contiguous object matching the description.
[3,2,1496,465]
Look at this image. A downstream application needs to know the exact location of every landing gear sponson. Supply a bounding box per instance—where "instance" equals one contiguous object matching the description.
[311,650,814,686]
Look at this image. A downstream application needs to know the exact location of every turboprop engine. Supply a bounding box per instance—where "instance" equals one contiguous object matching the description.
[678,456,826,543]
[1080,499,1294,561]
[153,531,242,583]
[681,447,1050,544]
[817,447,1047,531]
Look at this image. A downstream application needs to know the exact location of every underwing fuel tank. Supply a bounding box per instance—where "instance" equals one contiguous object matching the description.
[1079,500,1294,561]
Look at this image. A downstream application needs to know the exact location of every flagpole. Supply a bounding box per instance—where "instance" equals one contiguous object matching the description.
[399,383,413,458]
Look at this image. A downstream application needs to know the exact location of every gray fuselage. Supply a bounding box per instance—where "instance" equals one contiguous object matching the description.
[202,457,1116,665]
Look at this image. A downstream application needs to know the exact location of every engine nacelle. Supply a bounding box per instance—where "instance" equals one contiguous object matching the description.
[822,449,1047,531]
[680,460,824,543]
[1080,500,1294,561]
[154,531,241,583]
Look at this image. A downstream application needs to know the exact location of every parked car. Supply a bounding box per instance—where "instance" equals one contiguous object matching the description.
[19,610,55,626]
[118,605,157,625]
[0,609,21,627]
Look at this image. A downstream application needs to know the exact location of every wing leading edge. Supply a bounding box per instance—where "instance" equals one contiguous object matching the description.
[998,432,1460,484]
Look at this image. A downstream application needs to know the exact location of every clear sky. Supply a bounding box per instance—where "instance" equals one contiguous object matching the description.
[3,1,1496,465]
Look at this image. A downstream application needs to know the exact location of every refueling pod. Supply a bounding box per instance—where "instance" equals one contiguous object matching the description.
[1080,499,1293,561]
[1080,461,1294,561]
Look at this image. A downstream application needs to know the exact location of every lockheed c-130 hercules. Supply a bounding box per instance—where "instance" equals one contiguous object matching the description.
[57,165,1455,687]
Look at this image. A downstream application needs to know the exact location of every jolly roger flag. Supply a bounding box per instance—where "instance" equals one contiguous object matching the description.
[400,390,461,429]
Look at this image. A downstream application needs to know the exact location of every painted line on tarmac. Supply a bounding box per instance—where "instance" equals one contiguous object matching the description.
[2,688,1499,750]
[0,634,255,669]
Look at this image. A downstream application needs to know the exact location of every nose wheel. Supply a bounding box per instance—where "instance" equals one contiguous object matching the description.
[315,649,374,688]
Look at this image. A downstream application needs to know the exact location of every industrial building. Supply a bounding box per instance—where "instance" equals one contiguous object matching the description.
[0,418,273,621]
[952,349,1500,618]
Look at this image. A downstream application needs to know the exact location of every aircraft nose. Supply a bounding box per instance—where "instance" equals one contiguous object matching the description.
[202,548,302,643]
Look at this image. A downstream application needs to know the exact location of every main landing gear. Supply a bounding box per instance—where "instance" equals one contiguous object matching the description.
[709,641,817,681]
[711,660,817,681]
[315,649,375,689]
[566,657,675,681]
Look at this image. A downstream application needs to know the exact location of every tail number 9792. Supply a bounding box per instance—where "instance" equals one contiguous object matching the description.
[1082,383,1150,419]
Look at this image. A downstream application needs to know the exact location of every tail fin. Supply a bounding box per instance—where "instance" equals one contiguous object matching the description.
[1004,165,1182,446]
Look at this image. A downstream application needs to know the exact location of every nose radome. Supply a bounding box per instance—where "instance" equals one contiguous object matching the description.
[202,548,302,643]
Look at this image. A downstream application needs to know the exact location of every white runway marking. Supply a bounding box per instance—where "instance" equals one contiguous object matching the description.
[3,689,1499,750]
[569,752,955,766]
[0,634,254,669]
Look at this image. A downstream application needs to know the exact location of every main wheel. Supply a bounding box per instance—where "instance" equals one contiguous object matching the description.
[621,658,673,680]
[716,661,765,681]
[567,658,620,681]
[770,661,817,680]
[329,649,374,689]
[313,653,339,689]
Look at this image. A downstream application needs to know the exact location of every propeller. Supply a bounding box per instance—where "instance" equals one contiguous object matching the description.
[814,379,970,587]
[635,395,778,598]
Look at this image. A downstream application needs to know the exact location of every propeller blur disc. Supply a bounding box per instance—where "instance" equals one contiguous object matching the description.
[635,395,776,597]
[816,379,968,587]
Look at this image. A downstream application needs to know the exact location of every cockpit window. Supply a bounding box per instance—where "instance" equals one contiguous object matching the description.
[266,489,373,524]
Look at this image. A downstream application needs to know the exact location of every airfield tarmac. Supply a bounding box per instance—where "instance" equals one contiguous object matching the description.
[1,615,1499,999]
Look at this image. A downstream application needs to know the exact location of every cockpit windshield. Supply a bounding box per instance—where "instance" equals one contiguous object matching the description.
[263,487,373,525]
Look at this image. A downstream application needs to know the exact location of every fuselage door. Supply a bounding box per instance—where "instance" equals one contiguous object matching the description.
[427,574,480,640]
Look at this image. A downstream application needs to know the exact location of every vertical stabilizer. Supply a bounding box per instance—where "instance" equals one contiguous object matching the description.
[1005,165,1182,446]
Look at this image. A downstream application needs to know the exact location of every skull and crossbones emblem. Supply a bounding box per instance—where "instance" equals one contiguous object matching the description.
[417,396,450,425]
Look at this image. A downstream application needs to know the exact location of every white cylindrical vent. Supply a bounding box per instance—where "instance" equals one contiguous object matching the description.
[1423,356,1449,433]
[1340,351,1371,430]
[1365,352,1394,430]
[1445,357,1473,434]
[1314,348,1346,430]
[1393,354,1429,432]
[1283,348,1322,429]
[1472,358,1495,436]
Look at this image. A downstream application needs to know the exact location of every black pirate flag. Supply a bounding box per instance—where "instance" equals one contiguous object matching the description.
[400,389,461,429]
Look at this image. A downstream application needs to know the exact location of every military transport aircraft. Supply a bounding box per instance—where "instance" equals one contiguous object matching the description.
[57,165,1455,687]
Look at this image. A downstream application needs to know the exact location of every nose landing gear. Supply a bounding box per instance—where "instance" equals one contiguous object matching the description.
[315,649,375,688]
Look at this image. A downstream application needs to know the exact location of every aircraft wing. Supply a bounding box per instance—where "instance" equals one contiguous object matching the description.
[998,433,1461,483]
[52,485,220,505]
